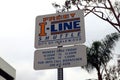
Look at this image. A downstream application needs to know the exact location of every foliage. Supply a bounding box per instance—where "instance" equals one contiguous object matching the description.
[84,32,120,80]
[103,65,120,80]
[52,0,120,32]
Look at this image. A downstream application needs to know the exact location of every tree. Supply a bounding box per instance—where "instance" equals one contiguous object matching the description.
[84,32,120,80]
[103,65,120,80]
[52,0,120,32]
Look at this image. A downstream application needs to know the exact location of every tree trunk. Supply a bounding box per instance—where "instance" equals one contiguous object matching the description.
[96,67,102,80]
[98,71,102,80]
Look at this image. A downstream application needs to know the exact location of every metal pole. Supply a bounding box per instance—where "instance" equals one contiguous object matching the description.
[58,68,63,80]
[57,46,63,80]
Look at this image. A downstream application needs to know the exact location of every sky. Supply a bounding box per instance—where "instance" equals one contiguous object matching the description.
[0,0,120,80]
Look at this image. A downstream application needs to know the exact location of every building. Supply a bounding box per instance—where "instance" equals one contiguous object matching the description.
[0,57,16,80]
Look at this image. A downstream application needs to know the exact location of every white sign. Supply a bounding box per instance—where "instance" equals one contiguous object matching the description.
[35,10,85,48]
[34,45,86,70]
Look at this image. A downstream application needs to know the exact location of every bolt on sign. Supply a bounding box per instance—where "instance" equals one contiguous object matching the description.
[35,10,85,48]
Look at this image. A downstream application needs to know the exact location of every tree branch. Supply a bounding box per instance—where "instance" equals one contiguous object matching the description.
[76,1,80,10]
[87,9,120,32]
[107,0,120,27]
[103,2,109,9]
[118,13,120,18]
[85,8,105,20]
[81,5,110,10]
[105,18,120,33]
[84,7,95,17]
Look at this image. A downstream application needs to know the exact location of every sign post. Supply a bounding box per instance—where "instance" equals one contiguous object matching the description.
[58,68,63,80]
[57,46,63,80]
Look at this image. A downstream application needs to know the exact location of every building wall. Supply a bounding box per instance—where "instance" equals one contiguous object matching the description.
[0,57,16,80]
[0,75,6,80]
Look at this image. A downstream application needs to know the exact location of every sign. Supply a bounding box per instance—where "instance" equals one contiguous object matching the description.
[34,45,86,70]
[35,10,85,48]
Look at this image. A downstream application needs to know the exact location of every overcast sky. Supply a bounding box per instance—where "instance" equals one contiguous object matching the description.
[0,0,120,80]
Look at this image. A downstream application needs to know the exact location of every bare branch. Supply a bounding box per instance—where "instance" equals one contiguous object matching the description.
[84,7,95,17]
[105,18,120,32]
[76,1,80,10]
[76,4,80,10]
[107,0,120,26]
[52,0,120,32]
[88,9,120,32]
[103,2,109,9]
[86,8,105,20]
[81,5,110,10]
[118,13,120,18]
